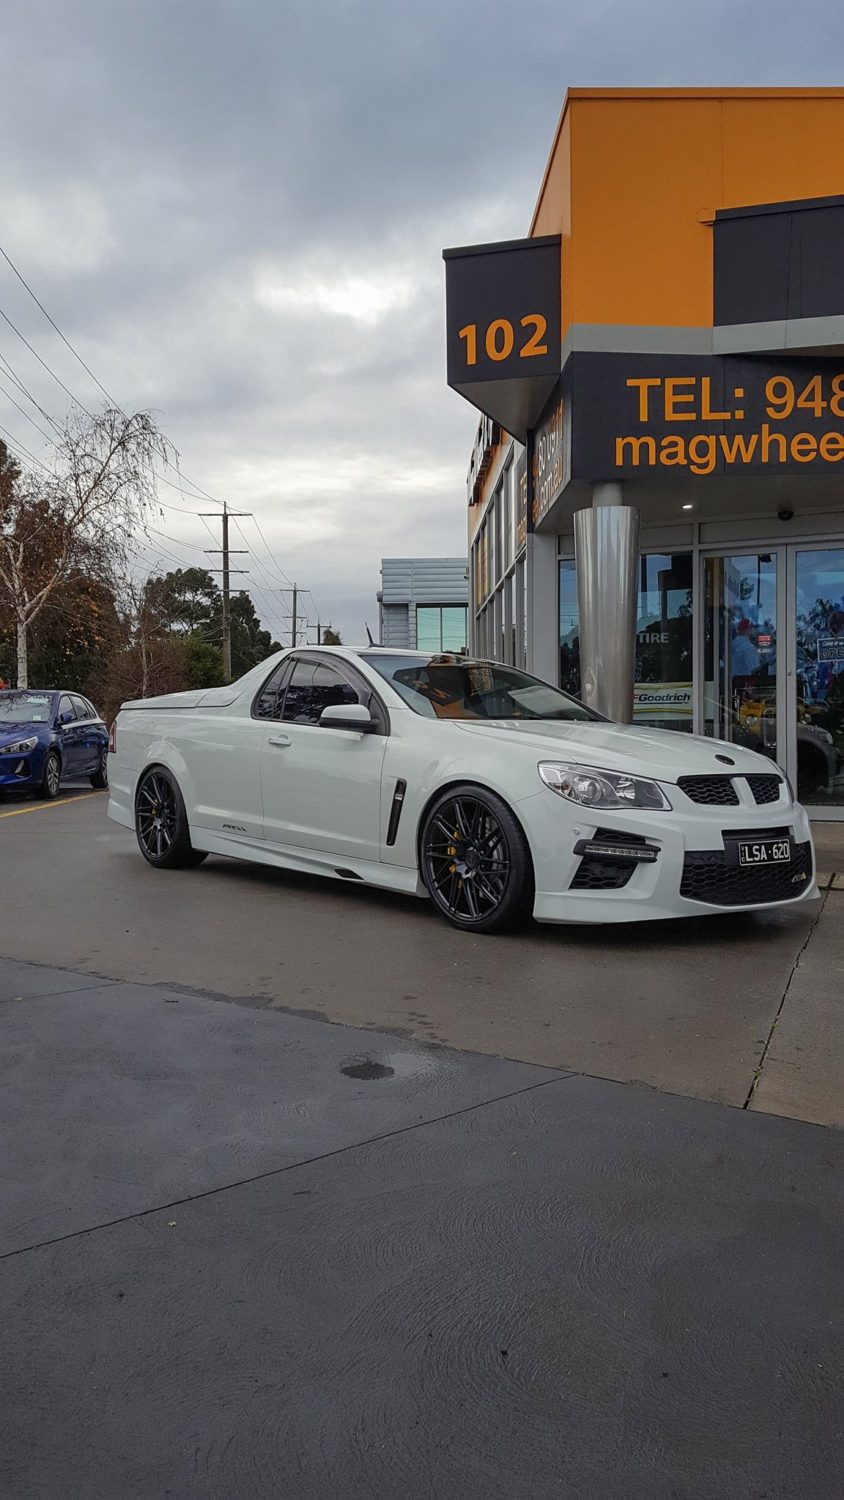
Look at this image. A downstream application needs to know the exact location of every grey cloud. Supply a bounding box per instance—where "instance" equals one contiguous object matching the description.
[2,0,843,638]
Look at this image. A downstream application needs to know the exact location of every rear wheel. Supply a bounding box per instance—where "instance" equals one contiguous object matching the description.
[420,785,533,934]
[135,766,207,869]
[90,749,108,789]
[39,751,61,800]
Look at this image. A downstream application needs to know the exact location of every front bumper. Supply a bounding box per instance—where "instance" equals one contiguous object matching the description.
[520,787,818,925]
[0,747,46,789]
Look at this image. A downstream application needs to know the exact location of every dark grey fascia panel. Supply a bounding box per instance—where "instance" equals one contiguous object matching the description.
[715,197,844,329]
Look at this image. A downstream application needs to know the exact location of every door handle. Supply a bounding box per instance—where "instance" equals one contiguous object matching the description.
[268,733,292,747]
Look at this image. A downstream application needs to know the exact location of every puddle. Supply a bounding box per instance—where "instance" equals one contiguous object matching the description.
[340,1060,396,1081]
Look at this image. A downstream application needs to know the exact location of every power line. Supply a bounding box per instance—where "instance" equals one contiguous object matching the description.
[147,525,213,554]
[0,303,95,418]
[230,517,291,636]
[0,349,62,429]
[0,243,120,410]
[0,244,323,636]
[0,373,55,444]
[0,423,52,473]
[248,513,293,587]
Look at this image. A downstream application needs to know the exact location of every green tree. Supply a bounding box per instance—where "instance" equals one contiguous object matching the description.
[230,591,281,676]
[140,568,279,677]
[322,626,342,645]
[182,635,225,688]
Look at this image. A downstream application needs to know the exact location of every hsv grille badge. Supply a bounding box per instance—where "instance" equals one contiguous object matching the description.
[715,754,735,765]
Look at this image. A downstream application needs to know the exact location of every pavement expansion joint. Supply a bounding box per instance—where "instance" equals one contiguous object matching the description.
[742,885,830,1112]
[0,1070,577,1265]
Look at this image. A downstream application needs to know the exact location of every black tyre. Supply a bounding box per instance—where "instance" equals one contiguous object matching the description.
[135,766,207,869]
[797,745,828,796]
[38,750,62,800]
[420,784,534,934]
[90,748,109,789]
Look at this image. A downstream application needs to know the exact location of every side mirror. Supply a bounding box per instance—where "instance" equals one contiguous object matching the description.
[58,709,74,725]
[319,703,376,733]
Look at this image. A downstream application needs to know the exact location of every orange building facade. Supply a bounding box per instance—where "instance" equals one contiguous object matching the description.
[444,88,844,817]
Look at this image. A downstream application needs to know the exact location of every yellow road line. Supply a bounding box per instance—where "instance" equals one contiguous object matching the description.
[0,790,106,820]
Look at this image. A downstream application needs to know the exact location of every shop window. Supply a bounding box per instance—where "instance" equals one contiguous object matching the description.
[559,560,580,696]
[636,554,693,732]
[475,523,489,604]
[559,554,694,730]
[417,605,468,653]
[503,460,515,573]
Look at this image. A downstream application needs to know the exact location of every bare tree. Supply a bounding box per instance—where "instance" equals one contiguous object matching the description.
[0,409,168,687]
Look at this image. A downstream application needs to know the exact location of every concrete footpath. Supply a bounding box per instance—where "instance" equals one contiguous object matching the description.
[1,958,842,1500]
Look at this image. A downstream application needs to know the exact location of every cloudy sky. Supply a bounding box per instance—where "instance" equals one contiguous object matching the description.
[0,0,841,644]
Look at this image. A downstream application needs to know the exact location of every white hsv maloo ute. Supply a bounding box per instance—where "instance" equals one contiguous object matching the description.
[108,648,818,933]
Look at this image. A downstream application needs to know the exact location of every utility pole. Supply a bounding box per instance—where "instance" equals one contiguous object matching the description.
[291,583,298,651]
[200,501,251,680]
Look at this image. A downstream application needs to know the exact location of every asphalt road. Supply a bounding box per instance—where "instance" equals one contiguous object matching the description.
[1,957,841,1500]
[0,783,842,1126]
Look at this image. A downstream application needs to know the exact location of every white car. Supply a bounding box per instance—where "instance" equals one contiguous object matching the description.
[107,647,818,933]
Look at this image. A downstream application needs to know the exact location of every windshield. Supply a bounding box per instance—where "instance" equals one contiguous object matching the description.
[0,691,54,724]
[361,654,603,722]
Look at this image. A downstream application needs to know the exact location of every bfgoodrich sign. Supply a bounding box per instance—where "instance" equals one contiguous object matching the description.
[571,353,844,481]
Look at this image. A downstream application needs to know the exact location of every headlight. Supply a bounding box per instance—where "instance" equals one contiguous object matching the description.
[0,736,37,755]
[538,761,672,811]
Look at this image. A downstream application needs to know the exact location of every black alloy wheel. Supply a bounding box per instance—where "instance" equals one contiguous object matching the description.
[134,766,207,869]
[420,784,533,934]
[39,750,61,800]
[90,748,108,789]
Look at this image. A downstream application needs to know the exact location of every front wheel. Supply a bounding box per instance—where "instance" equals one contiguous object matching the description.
[135,766,207,869]
[420,785,534,934]
[39,750,61,800]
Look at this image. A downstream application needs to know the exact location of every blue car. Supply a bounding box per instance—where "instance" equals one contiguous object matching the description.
[0,689,109,799]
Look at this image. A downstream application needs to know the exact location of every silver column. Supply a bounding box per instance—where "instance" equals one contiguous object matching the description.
[574,489,639,722]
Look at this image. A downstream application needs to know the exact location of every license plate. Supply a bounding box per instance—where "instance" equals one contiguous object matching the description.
[737,839,791,867]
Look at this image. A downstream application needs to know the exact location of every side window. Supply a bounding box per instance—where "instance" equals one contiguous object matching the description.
[281,660,317,722]
[254,660,292,720]
[281,660,359,725]
[57,694,76,723]
[71,695,90,720]
[310,663,359,720]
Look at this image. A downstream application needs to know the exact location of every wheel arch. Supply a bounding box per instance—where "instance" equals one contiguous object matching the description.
[414,777,535,878]
[133,759,180,808]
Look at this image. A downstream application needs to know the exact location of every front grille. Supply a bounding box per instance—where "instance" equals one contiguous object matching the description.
[680,842,812,906]
[746,774,782,805]
[677,775,740,806]
[571,857,636,890]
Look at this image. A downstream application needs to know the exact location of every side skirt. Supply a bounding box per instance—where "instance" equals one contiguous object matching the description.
[189,828,426,898]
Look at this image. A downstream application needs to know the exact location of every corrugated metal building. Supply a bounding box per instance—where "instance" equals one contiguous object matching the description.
[378,558,469,650]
